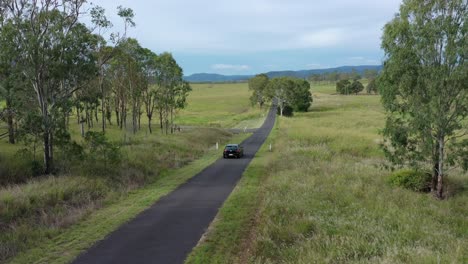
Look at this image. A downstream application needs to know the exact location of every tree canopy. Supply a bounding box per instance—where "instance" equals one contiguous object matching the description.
[0,0,191,174]
[379,0,467,199]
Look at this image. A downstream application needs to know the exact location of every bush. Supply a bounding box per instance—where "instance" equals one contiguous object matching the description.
[0,150,43,186]
[388,169,431,192]
[82,132,121,177]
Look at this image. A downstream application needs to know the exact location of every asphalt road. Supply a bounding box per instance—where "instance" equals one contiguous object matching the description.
[72,105,276,264]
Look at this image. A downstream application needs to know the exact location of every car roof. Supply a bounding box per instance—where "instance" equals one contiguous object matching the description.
[226,144,239,147]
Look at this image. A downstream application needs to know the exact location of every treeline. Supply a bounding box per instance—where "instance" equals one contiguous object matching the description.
[0,1,191,175]
[335,79,378,95]
[249,74,312,116]
[308,69,378,84]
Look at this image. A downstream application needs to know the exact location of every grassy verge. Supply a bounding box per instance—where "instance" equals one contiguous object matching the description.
[1,131,251,264]
[185,120,278,264]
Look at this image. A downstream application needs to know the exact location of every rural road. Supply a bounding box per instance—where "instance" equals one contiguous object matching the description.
[72,105,276,264]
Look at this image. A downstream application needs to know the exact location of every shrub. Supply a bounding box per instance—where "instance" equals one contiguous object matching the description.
[82,132,121,177]
[0,150,43,186]
[388,169,431,192]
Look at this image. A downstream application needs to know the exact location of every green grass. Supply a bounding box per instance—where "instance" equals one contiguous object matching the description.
[176,83,266,128]
[188,82,468,263]
[3,132,251,264]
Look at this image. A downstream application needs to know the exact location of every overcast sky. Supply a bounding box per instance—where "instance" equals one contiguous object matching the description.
[82,0,402,75]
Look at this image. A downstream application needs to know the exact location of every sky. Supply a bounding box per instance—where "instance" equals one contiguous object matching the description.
[82,0,402,75]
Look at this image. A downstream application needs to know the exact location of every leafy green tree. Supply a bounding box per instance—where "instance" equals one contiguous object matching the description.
[349,80,364,95]
[0,20,21,144]
[267,77,293,116]
[288,79,312,112]
[366,78,378,94]
[4,0,98,174]
[90,5,113,133]
[155,52,187,134]
[248,74,269,108]
[267,77,312,115]
[336,79,351,95]
[379,0,467,199]
[140,49,159,133]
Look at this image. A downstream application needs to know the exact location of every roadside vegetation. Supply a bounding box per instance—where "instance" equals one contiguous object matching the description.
[189,82,467,263]
[0,75,265,263]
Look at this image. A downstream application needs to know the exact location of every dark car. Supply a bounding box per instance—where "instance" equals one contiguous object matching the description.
[223,144,244,158]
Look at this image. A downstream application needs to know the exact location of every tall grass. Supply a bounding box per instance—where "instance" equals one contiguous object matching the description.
[0,127,236,263]
[187,82,467,263]
[250,84,467,263]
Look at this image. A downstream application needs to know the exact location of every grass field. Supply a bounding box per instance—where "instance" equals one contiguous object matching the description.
[188,82,468,263]
[177,83,266,128]
[0,82,261,263]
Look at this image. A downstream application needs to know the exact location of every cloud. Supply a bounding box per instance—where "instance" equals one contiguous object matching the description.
[211,64,250,71]
[298,29,344,48]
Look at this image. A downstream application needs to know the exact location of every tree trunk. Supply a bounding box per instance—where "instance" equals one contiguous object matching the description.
[80,121,85,137]
[6,100,15,144]
[170,109,174,134]
[436,137,445,199]
[115,109,120,128]
[138,110,142,130]
[100,74,106,133]
[148,115,152,134]
[76,105,81,124]
[106,104,112,125]
[132,102,137,134]
[159,110,163,131]
[431,154,439,193]
[42,109,53,175]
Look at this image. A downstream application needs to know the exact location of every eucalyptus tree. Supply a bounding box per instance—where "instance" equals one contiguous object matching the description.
[336,79,351,95]
[267,77,293,116]
[3,0,98,174]
[379,0,467,199]
[155,52,185,134]
[0,19,21,144]
[90,5,134,133]
[90,5,113,133]
[366,78,378,94]
[288,79,312,112]
[248,74,269,108]
[140,49,159,133]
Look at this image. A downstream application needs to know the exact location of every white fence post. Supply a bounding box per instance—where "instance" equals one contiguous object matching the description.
[216,142,219,150]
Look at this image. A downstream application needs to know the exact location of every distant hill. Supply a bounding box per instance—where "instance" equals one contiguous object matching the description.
[184,65,382,83]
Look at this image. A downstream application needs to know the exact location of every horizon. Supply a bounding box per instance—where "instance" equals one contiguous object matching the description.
[184,64,382,77]
[82,0,401,75]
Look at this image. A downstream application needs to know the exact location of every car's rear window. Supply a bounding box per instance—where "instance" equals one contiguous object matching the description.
[225,145,238,150]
